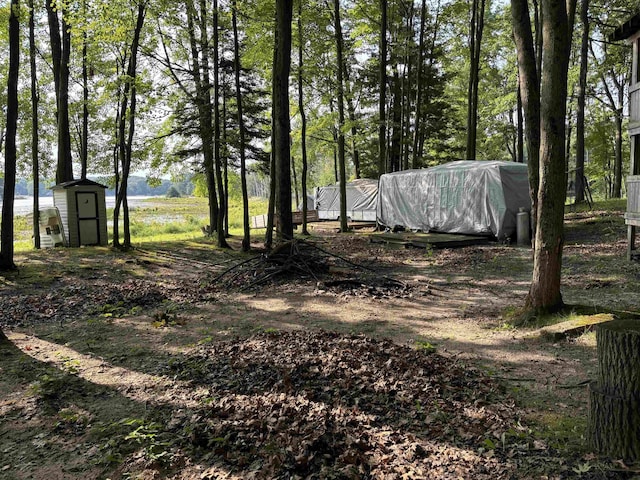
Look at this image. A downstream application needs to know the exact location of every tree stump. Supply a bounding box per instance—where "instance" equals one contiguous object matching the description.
[588,319,640,461]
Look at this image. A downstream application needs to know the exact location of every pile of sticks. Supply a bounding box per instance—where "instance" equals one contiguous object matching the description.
[211,239,403,293]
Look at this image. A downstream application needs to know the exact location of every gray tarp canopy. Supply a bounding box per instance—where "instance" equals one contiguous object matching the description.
[315,178,378,221]
[376,160,531,239]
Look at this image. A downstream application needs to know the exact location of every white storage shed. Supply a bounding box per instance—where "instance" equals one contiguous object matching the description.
[52,179,109,247]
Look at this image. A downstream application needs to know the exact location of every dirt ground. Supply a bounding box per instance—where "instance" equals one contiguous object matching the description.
[1,209,640,479]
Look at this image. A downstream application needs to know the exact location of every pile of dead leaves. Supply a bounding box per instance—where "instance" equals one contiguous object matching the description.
[155,331,524,479]
[0,278,197,328]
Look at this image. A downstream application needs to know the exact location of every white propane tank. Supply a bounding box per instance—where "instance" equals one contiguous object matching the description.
[516,208,530,246]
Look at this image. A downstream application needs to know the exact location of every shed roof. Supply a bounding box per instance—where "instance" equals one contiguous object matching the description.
[611,12,640,42]
[52,179,108,190]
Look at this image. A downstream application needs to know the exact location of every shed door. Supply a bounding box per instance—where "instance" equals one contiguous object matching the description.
[76,192,100,245]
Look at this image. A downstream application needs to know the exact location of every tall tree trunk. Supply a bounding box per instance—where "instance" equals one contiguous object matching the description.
[378,0,387,177]
[30,0,41,249]
[533,0,543,78]
[292,156,299,208]
[517,80,524,163]
[114,3,145,249]
[186,0,218,235]
[81,0,89,180]
[46,0,73,184]
[222,79,229,237]
[265,147,276,249]
[297,1,310,236]
[566,98,573,173]
[1,0,19,271]
[574,0,588,202]
[329,99,339,182]
[333,0,348,233]
[412,0,427,169]
[400,3,414,171]
[613,110,623,198]
[466,0,486,161]
[390,65,402,172]
[526,0,574,313]
[232,0,251,251]
[343,64,361,179]
[213,0,230,248]
[273,0,294,242]
[512,0,541,230]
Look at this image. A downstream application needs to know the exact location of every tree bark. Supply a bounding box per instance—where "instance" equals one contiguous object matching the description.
[412,0,427,169]
[333,0,348,233]
[466,0,486,161]
[588,320,640,461]
[30,0,41,249]
[297,1,310,236]
[46,0,73,184]
[343,63,361,179]
[185,0,218,234]
[213,0,230,248]
[114,3,145,250]
[222,80,230,237]
[613,109,623,198]
[1,0,19,271]
[232,0,251,251]
[525,0,574,312]
[390,65,402,172]
[511,0,541,230]
[378,0,387,177]
[81,0,89,180]
[273,0,294,242]
[516,80,524,163]
[574,0,589,203]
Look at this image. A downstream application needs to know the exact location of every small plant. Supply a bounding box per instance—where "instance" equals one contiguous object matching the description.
[414,340,437,354]
[197,335,214,345]
[100,302,128,318]
[56,353,81,375]
[572,462,592,474]
[55,407,91,433]
[95,418,173,466]
[30,372,68,401]
[494,322,516,332]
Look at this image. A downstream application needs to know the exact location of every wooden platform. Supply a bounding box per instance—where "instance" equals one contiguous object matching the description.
[308,221,377,233]
[370,232,490,249]
[537,314,615,341]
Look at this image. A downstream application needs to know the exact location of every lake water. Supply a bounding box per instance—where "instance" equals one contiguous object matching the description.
[5,196,159,216]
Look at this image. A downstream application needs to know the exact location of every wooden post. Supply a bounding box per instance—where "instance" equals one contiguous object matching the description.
[588,320,640,460]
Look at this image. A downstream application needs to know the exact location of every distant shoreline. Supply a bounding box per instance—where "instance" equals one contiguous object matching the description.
[4,195,161,217]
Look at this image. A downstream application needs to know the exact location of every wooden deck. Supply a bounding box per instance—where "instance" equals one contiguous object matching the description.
[370,232,490,249]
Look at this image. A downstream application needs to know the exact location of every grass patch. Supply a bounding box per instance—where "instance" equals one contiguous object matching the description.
[12,196,270,252]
